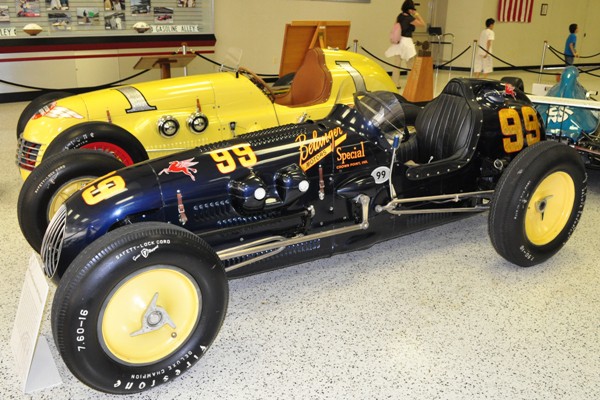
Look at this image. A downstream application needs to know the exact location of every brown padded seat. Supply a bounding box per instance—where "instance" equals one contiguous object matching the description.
[275,48,333,107]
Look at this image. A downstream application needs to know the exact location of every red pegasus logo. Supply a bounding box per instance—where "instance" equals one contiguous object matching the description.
[504,83,516,99]
[159,158,199,181]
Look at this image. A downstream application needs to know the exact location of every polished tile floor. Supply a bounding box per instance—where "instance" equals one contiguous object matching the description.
[1,70,600,400]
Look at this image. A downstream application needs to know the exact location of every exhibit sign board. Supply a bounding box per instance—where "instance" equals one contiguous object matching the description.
[0,0,213,39]
[10,253,62,393]
[279,20,350,77]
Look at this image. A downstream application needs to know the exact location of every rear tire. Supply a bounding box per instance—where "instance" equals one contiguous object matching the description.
[52,222,228,394]
[18,150,125,252]
[489,141,586,266]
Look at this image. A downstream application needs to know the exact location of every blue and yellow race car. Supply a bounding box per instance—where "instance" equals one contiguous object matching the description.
[36,78,585,395]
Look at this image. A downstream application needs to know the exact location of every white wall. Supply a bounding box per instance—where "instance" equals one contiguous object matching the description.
[212,0,600,74]
[212,0,432,74]
[442,0,600,69]
[3,0,600,96]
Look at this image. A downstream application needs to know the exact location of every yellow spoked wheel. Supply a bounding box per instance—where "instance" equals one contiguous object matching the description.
[525,171,575,246]
[48,177,95,220]
[100,266,201,365]
[17,149,125,253]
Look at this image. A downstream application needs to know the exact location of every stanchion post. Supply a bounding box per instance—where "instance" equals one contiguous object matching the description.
[433,35,440,95]
[538,40,547,83]
[469,40,477,78]
[182,42,188,77]
[434,57,439,95]
[353,39,358,53]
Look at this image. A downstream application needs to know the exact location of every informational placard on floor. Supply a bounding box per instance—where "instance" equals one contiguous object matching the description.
[10,253,62,393]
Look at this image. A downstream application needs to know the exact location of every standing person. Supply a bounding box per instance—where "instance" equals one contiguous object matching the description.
[385,0,425,88]
[474,18,495,78]
[564,23,579,65]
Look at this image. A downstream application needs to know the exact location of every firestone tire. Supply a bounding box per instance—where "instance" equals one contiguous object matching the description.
[17,150,125,252]
[489,141,586,267]
[16,91,72,138]
[51,222,229,395]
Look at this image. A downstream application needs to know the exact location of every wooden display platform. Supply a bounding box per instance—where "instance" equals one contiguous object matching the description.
[402,56,433,102]
[134,54,196,79]
[279,20,350,77]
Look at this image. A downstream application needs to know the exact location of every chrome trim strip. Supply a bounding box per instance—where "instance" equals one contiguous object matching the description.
[375,190,494,215]
[218,194,370,271]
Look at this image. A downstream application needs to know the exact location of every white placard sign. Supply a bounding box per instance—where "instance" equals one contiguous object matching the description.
[0,27,17,37]
[150,24,199,33]
[10,253,62,393]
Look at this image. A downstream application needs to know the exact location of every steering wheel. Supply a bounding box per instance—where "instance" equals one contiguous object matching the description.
[238,67,276,102]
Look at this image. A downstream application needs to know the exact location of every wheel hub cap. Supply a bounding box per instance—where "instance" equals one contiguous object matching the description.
[130,292,176,337]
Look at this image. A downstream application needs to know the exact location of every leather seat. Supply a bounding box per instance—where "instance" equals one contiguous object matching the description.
[405,79,483,180]
[275,48,333,107]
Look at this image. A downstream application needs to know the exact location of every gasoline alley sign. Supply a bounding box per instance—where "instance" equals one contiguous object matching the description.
[150,25,199,33]
[0,27,17,37]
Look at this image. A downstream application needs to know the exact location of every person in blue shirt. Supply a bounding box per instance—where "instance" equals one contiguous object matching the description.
[564,23,579,65]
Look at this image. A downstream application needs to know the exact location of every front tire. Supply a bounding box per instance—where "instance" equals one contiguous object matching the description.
[44,121,148,166]
[489,141,586,267]
[17,91,72,138]
[17,150,125,252]
[52,222,228,394]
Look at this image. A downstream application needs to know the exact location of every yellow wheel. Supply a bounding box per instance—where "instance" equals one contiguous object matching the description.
[524,172,575,246]
[18,150,125,252]
[52,222,228,394]
[100,267,201,365]
[489,141,586,267]
[48,177,95,220]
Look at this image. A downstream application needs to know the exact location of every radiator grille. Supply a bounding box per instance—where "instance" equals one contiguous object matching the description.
[40,205,67,278]
[15,137,42,171]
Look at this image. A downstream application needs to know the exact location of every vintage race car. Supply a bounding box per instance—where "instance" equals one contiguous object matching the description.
[38,78,586,394]
[15,47,396,178]
[530,66,600,168]
[16,47,396,251]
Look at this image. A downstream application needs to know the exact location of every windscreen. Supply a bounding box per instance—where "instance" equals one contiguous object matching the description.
[354,91,407,136]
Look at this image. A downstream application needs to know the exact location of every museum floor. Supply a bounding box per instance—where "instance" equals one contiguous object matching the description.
[1,70,599,400]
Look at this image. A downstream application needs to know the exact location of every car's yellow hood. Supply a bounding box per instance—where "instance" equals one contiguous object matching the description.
[80,74,221,120]
[22,95,89,145]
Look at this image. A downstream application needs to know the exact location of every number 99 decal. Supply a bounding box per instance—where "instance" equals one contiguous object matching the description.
[498,106,541,153]
[82,172,127,205]
[210,144,258,174]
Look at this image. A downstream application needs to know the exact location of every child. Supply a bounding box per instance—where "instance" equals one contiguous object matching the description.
[564,23,579,65]
[474,18,495,78]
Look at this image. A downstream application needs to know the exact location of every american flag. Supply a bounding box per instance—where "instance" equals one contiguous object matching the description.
[498,0,534,23]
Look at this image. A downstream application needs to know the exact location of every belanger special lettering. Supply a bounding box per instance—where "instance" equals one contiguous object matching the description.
[336,142,366,164]
[296,127,347,171]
